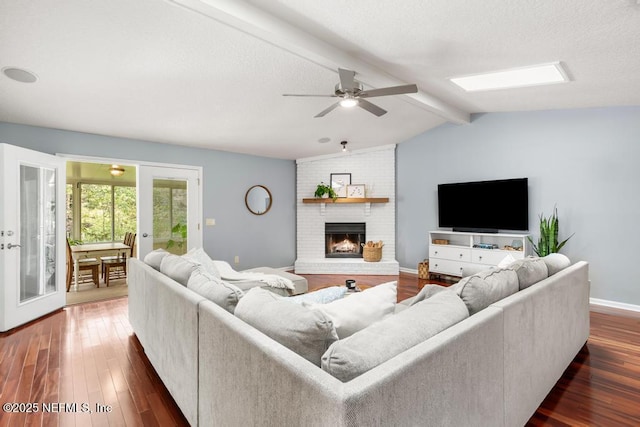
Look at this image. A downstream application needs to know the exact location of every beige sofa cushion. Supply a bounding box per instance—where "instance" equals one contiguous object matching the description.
[188,268,244,313]
[159,254,199,286]
[234,287,338,366]
[508,257,548,290]
[453,268,519,315]
[321,291,469,382]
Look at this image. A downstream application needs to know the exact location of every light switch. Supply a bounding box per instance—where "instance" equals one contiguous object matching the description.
[206,218,216,226]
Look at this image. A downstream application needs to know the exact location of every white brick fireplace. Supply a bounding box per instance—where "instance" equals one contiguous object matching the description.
[295,145,399,275]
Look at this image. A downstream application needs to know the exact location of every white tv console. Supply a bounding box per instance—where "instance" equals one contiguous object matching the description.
[428,230,531,278]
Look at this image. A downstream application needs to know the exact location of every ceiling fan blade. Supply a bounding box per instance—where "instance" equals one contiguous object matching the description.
[357,99,387,117]
[283,94,337,97]
[359,84,418,98]
[338,68,356,91]
[314,102,340,118]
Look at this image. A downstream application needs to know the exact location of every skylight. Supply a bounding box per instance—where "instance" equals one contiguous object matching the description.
[450,62,569,92]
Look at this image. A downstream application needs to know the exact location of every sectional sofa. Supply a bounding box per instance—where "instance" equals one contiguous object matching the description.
[128,252,589,426]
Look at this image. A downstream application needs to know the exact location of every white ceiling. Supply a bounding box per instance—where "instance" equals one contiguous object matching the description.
[1,0,639,160]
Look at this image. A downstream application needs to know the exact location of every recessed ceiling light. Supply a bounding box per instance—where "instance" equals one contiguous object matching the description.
[449,62,569,92]
[318,137,331,143]
[2,67,38,83]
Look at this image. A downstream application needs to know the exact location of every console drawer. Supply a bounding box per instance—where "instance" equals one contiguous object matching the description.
[429,258,468,277]
[429,246,471,262]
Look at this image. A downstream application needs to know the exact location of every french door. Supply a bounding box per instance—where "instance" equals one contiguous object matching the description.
[137,165,201,260]
[0,144,66,332]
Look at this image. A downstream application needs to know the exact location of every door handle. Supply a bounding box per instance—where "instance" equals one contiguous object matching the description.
[142,233,151,238]
[7,243,21,249]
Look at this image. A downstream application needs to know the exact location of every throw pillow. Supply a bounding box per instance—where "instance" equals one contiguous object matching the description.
[159,254,199,286]
[508,257,548,290]
[234,287,338,366]
[182,247,221,279]
[289,286,347,305]
[454,268,518,315]
[498,254,517,268]
[322,291,469,382]
[143,249,169,271]
[305,281,397,339]
[542,253,571,276]
[188,268,244,313]
[409,284,448,306]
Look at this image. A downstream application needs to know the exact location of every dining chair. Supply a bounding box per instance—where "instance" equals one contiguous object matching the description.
[102,233,136,286]
[100,232,132,279]
[66,239,100,291]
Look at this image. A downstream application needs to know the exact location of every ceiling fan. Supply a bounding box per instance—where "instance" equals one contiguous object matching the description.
[283,68,418,118]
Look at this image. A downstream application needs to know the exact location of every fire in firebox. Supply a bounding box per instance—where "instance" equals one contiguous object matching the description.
[325,222,366,258]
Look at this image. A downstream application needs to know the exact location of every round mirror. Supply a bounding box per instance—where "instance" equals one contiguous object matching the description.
[245,185,272,215]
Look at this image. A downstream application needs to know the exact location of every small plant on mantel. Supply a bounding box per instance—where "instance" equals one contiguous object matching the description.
[528,206,574,257]
[314,182,337,201]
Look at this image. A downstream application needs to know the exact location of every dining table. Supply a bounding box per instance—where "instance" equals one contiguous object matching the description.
[70,242,131,289]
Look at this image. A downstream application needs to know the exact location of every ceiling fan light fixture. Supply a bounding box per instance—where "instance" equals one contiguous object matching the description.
[109,164,125,177]
[450,62,569,92]
[339,97,359,108]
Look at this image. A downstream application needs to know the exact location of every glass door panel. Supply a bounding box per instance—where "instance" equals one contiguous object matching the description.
[19,165,57,302]
[137,165,201,260]
[1,144,65,332]
[153,179,188,255]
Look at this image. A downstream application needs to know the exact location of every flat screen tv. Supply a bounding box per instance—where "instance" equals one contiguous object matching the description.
[438,178,529,232]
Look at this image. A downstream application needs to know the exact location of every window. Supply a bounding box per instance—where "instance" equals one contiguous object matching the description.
[68,183,137,243]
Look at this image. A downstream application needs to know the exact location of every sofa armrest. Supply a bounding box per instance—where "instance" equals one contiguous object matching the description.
[128,258,204,426]
[491,261,590,426]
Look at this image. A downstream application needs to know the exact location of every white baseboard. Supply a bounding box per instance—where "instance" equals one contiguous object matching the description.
[399,267,418,275]
[590,298,640,313]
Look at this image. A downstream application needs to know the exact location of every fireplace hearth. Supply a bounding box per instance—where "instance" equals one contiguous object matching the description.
[325,223,366,258]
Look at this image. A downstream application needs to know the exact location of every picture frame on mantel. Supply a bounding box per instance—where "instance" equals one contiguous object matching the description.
[330,173,351,198]
[346,184,366,198]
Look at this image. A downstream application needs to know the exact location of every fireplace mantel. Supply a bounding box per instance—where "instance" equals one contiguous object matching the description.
[302,197,389,204]
[302,197,389,216]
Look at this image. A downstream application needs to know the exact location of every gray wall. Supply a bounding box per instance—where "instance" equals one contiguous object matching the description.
[397,106,640,306]
[0,122,296,269]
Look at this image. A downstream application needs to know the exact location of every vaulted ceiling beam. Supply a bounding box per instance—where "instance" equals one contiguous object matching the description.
[169,0,471,124]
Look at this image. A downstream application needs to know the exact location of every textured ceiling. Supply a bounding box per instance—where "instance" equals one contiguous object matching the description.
[1,0,639,160]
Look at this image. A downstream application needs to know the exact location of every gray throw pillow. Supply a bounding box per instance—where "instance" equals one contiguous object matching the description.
[322,291,469,382]
[454,268,518,315]
[234,288,338,366]
[542,253,571,276]
[508,257,549,290]
[144,249,169,271]
[182,248,221,279]
[159,254,199,286]
[409,284,449,306]
[188,268,244,313]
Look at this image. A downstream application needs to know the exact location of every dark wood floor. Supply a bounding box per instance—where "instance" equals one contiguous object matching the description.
[0,272,638,426]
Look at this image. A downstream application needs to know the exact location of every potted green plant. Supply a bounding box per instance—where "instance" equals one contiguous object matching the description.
[314,182,337,200]
[167,221,187,250]
[528,206,574,257]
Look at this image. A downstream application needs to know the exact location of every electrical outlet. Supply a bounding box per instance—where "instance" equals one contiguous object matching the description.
[234,255,239,264]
